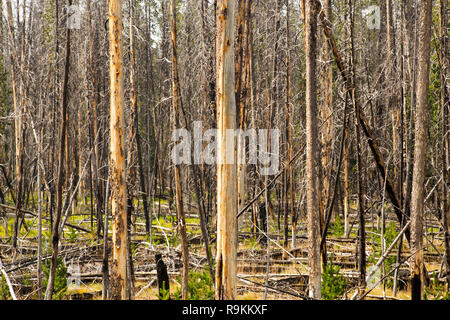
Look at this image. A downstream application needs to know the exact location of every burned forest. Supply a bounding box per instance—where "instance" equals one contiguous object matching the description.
[0,0,449,302]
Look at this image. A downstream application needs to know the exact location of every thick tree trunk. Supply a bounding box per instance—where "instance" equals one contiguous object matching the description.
[439,0,450,286]
[305,0,321,300]
[215,0,237,300]
[410,0,433,300]
[108,0,129,300]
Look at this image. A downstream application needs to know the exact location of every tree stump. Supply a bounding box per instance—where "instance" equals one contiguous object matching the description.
[155,253,170,299]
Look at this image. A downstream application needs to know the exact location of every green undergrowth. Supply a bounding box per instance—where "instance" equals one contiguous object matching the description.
[173,267,214,300]
[321,259,347,300]
[368,222,399,288]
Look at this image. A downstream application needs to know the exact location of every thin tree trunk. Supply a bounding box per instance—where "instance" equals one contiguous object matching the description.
[87,0,103,240]
[37,126,43,299]
[170,0,189,300]
[305,0,321,300]
[319,0,333,267]
[284,0,294,252]
[6,0,23,251]
[348,0,365,289]
[102,172,110,300]
[45,0,71,299]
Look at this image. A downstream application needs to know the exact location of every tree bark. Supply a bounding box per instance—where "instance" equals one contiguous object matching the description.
[215,0,237,300]
[6,0,23,251]
[439,0,450,286]
[170,0,189,300]
[108,0,129,300]
[87,0,103,240]
[305,0,321,300]
[319,0,333,266]
[410,0,433,300]
[45,0,72,300]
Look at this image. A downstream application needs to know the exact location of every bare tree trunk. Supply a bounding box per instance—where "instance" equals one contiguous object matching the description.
[236,0,249,224]
[45,0,72,299]
[439,0,450,286]
[386,0,400,196]
[102,172,110,300]
[170,0,189,300]
[348,0,365,289]
[126,0,138,299]
[6,0,23,251]
[410,0,433,301]
[284,0,295,252]
[37,126,43,299]
[108,0,129,300]
[215,0,237,300]
[305,0,321,300]
[319,0,333,266]
[87,0,103,240]
[343,119,350,238]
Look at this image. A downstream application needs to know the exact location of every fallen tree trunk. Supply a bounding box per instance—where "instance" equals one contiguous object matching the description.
[0,204,90,233]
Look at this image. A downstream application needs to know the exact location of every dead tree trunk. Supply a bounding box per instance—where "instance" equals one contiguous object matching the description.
[44,0,71,299]
[305,0,321,300]
[215,0,237,300]
[108,0,129,300]
[170,0,189,300]
[439,0,450,286]
[410,0,433,300]
[87,0,103,240]
[6,0,23,251]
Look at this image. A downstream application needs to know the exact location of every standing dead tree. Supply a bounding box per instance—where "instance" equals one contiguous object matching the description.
[215,0,238,300]
[44,0,72,300]
[108,0,130,300]
[305,0,321,300]
[410,0,433,300]
[169,0,189,300]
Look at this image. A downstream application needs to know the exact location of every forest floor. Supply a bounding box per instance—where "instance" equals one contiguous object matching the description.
[0,196,448,300]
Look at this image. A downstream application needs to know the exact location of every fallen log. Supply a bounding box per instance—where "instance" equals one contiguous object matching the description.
[0,204,90,234]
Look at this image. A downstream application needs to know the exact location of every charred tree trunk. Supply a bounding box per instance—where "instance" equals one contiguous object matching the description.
[45,0,71,299]
[170,0,189,300]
